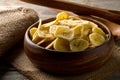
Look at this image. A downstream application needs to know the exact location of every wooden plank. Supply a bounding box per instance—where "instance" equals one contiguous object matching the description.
[62,0,120,11]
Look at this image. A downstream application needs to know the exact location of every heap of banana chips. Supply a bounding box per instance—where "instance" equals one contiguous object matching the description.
[30,12,108,52]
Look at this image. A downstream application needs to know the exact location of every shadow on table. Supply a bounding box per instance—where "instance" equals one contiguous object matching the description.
[0,57,13,79]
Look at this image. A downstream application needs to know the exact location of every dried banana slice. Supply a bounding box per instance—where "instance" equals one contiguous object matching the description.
[54,26,74,40]
[70,38,89,51]
[54,38,70,51]
[37,19,54,39]
[89,33,105,47]
[29,27,37,37]
[41,20,58,29]
[89,21,98,28]
[71,25,82,37]
[92,27,105,36]
[56,12,68,20]
[49,25,69,35]
[49,25,57,34]
[32,31,41,43]
[80,35,89,41]
[34,19,55,45]
[58,19,82,28]
[37,29,53,38]
[80,21,92,37]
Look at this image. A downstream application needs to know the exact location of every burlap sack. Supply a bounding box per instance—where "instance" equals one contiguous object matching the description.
[0,7,39,56]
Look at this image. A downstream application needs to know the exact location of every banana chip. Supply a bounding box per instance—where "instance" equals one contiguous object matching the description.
[37,30,54,38]
[58,19,86,28]
[80,21,92,41]
[54,26,74,40]
[32,31,41,43]
[42,20,58,28]
[92,27,105,36]
[70,38,89,51]
[71,25,82,37]
[89,33,106,47]
[56,12,68,20]
[54,38,70,51]
[49,25,69,35]
[29,27,37,37]
[89,21,98,28]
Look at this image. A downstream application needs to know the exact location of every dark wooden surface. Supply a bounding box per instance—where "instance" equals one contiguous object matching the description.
[0,0,120,80]
[0,58,28,80]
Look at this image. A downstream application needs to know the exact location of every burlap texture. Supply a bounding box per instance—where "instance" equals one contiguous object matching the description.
[4,41,120,80]
[0,7,39,56]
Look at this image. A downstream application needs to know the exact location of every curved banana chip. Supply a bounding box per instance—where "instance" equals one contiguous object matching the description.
[56,12,68,20]
[80,21,92,37]
[80,35,89,41]
[89,33,105,47]
[54,26,74,40]
[41,20,58,29]
[92,27,105,36]
[29,27,37,37]
[71,25,82,38]
[54,38,70,51]
[89,21,98,28]
[49,25,69,35]
[32,31,41,43]
[37,29,53,38]
[49,25,57,34]
[58,19,83,28]
[70,38,89,51]
[37,19,54,39]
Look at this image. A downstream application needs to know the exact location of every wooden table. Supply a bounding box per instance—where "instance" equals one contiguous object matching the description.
[0,0,120,80]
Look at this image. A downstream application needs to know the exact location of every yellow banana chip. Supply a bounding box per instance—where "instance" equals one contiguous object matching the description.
[81,22,92,36]
[54,38,70,51]
[49,25,58,35]
[70,38,89,51]
[71,25,82,37]
[37,19,54,39]
[56,12,68,20]
[54,26,74,40]
[58,19,85,28]
[37,29,54,39]
[49,25,69,35]
[89,21,98,28]
[89,33,105,47]
[29,27,37,37]
[92,27,105,36]
[42,20,58,28]
[32,31,41,43]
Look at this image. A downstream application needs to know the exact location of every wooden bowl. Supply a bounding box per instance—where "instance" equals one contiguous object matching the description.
[24,16,114,75]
